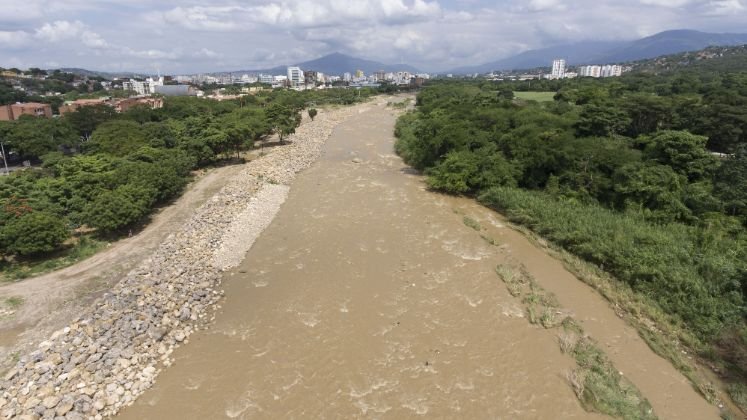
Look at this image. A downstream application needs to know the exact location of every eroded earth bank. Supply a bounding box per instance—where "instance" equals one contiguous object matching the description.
[118,99,717,419]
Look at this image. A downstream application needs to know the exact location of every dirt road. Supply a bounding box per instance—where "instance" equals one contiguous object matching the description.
[0,164,245,369]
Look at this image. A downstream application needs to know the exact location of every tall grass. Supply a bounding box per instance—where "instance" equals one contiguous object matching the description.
[496,264,657,419]
[480,187,746,342]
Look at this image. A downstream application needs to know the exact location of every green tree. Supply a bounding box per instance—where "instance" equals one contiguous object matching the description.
[85,184,156,232]
[714,146,747,220]
[642,130,718,181]
[612,162,691,222]
[87,120,147,156]
[5,116,77,160]
[308,108,318,121]
[575,102,630,137]
[65,104,117,141]
[266,104,301,144]
[0,211,69,256]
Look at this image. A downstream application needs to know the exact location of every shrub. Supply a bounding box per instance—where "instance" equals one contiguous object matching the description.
[0,211,69,256]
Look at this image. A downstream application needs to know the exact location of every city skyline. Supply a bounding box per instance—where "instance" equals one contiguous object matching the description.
[1,0,747,74]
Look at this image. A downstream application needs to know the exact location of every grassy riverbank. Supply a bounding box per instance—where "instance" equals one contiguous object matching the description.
[479,186,747,412]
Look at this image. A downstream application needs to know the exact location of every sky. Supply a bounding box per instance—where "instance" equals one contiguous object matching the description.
[0,0,746,74]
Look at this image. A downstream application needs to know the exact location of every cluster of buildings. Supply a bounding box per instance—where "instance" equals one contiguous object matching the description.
[60,96,163,115]
[0,102,53,121]
[0,97,163,122]
[577,64,623,78]
[170,67,429,90]
[0,61,429,123]
[550,59,624,79]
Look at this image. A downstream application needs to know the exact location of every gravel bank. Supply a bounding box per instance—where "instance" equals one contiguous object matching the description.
[0,103,363,419]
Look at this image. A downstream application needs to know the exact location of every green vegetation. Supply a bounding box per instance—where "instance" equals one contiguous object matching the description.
[4,296,24,309]
[1,88,375,273]
[395,73,747,408]
[462,216,481,231]
[513,91,556,102]
[496,264,656,419]
[0,235,107,282]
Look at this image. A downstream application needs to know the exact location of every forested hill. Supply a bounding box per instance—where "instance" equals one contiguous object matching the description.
[394,67,747,410]
[630,44,747,73]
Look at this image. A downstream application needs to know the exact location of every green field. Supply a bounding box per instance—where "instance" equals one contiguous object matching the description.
[513,91,556,102]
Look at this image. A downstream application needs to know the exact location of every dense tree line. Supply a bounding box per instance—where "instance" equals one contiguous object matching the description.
[395,76,747,384]
[1,88,381,258]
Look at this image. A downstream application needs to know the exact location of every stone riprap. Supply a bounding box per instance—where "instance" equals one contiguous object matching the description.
[0,103,364,419]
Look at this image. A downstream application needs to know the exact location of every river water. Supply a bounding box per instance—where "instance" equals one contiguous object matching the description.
[119,99,716,419]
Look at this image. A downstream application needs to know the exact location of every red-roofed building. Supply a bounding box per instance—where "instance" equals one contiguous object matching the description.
[0,102,53,121]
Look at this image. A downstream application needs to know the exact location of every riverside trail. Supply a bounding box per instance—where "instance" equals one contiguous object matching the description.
[119,98,717,419]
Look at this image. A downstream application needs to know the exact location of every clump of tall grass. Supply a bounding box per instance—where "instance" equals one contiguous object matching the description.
[463,216,481,231]
[496,264,657,419]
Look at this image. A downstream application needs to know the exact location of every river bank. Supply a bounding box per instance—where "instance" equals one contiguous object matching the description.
[0,101,366,418]
[119,97,717,420]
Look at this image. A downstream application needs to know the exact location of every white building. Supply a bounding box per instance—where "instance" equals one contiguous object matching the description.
[258,74,274,84]
[122,79,148,95]
[146,76,164,94]
[241,74,258,84]
[578,65,601,78]
[287,66,303,87]
[551,59,566,79]
[343,72,352,82]
[601,65,623,77]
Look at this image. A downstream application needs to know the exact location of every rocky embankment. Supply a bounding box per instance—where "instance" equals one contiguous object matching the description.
[0,103,364,419]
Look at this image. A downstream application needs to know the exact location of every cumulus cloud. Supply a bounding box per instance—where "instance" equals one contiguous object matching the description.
[193,48,222,59]
[31,20,109,49]
[151,0,441,31]
[0,31,32,47]
[639,0,694,7]
[1,0,747,73]
[159,6,245,31]
[35,20,86,42]
[123,48,182,60]
[525,0,566,12]
[705,0,745,14]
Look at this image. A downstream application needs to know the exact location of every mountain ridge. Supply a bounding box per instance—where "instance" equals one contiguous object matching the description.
[234,52,421,76]
[448,29,747,74]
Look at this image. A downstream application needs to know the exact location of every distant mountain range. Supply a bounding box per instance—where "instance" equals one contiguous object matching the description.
[55,29,747,80]
[236,52,421,76]
[57,68,149,79]
[449,30,747,74]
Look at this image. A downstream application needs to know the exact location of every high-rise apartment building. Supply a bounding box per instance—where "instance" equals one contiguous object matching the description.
[578,65,601,78]
[601,65,622,77]
[287,66,303,87]
[551,59,566,79]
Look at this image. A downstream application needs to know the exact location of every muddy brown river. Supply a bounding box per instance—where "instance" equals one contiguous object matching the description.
[119,100,717,419]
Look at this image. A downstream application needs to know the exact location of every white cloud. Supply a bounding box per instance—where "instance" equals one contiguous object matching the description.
[193,48,222,58]
[0,30,31,47]
[160,6,244,31]
[639,0,693,7]
[123,47,181,60]
[32,20,109,49]
[152,0,441,32]
[35,20,86,42]
[525,0,566,12]
[705,0,745,14]
[1,0,747,74]
[81,31,108,48]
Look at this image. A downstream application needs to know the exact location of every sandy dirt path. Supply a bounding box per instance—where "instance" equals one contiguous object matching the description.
[0,164,245,368]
